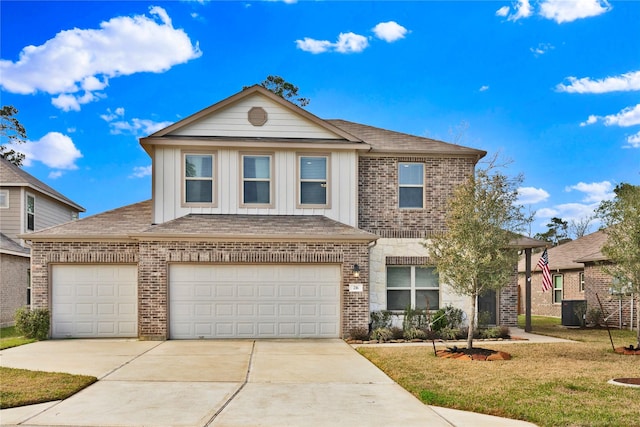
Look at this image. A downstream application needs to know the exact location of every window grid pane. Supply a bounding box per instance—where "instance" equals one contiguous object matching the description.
[415,267,439,288]
[387,267,411,288]
[184,154,214,203]
[300,157,326,180]
[387,290,411,311]
[244,156,271,179]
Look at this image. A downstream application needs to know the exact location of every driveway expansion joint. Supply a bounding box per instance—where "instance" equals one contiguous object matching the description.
[204,340,255,426]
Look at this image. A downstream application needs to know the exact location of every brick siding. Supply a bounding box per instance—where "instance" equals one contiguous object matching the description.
[30,240,370,339]
[584,262,637,329]
[358,155,474,234]
[518,270,586,318]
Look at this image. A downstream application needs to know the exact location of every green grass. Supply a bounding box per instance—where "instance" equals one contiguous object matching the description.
[0,367,97,409]
[358,317,640,427]
[0,326,36,350]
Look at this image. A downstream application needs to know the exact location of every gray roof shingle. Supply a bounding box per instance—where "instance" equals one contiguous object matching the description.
[0,232,30,256]
[517,230,608,272]
[0,157,85,211]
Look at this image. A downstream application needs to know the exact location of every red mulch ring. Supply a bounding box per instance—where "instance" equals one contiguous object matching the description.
[614,346,640,355]
[436,346,511,361]
[613,378,640,385]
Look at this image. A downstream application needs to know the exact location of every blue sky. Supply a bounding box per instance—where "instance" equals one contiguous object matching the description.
[1,0,638,235]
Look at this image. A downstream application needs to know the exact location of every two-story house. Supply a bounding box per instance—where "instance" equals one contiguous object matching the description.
[26,85,526,340]
[0,157,84,327]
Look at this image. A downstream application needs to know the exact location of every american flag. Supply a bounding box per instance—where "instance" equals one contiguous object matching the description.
[537,249,552,292]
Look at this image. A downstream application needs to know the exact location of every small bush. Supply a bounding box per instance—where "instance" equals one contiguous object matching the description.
[348,327,370,341]
[404,327,427,340]
[390,326,404,340]
[403,306,427,332]
[439,327,460,340]
[370,310,393,330]
[480,327,500,339]
[14,307,50,340]
[586,307,603,327]
[371,327,393,342]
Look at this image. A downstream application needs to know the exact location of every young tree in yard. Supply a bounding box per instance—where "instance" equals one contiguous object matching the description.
[597,183,640,346]
[0,105,27,166]
[427,160,530,349]
[244,75,310,107]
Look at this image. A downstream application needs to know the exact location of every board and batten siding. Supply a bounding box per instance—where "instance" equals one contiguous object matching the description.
[153,147,358,227]
[171,95,341,140]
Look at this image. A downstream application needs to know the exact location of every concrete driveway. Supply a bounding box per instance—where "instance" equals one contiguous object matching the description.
[1,339,536,427]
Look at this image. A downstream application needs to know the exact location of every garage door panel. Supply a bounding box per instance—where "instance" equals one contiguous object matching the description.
[52,265,138,338]
[169,265,340,339]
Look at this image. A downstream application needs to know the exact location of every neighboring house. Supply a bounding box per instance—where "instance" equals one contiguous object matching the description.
[26,85,533,340]
[517,230,637,330]
[0,157,84,327]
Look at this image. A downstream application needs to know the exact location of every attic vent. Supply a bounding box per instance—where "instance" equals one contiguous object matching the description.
[248,107,268,126]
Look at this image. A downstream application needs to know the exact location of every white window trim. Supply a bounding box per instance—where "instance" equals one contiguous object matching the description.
[552,274,563,304]
[0,189,8,208]
[296,153,330,209]
[240,152,274,208]
[182,151,217,207]
[26,192,35,232]
[398,162,424,209]
[579,272,585,293]
[386,266,439,311]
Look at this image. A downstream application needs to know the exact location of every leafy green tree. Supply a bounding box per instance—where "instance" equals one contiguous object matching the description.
[597,183,640,346]
[534,217,570,246]
[0,105,27,166]
[427,160,530,348]
[245,75,310,107]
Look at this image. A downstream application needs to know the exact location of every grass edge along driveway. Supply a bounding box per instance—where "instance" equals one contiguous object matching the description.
[357,317,640,427]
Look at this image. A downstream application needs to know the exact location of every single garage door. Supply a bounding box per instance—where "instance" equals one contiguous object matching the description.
[169,264,341,339]
[52,265,138,338]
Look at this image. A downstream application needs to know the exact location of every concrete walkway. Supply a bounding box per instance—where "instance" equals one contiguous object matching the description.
[1,339,538,427]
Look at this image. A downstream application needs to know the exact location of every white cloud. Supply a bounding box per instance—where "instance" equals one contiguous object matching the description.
[130,165,152,178]
[18,132,82,170]
[506,0,533,21]
[296,32,368,54]
[295,38,333,54]
[517,187,550,205]
[530,43,554,56]
[581,104,640,128]
[372,21,408,42]
[0,6,201,111]
[495,6,510,17]
[334,32,369,53]
[479,85,490,92]
[626,131,640,148]
[539,0,611,24]
[565,181,614,203]
[101,108,172,136]
[48,171,63,179]
[556,70,640,94]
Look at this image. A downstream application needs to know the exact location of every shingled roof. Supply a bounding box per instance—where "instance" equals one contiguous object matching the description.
[24,200,378,243]
[517,230,608,272]
[328,119,487,158]
[0,232,30,257]
[0,157,85,212]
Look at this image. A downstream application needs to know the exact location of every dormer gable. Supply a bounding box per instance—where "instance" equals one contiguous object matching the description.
[140,85,365,155]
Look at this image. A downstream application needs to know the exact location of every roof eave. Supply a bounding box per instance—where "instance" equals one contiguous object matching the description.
[130,233,379,243]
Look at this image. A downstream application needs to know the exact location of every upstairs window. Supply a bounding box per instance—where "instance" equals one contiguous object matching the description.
[387,266,439,311]
[26,194,35,231]
[399,163,424,208]
[299,155,329,207]
[242,154,272,205]
[0,190,8,208]
[184,153,214,204]
[579,272,585,292]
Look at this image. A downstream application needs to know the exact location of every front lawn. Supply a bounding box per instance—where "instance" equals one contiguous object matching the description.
[0,326,35,350]
[358,317,640,427]
[0,367,97,409]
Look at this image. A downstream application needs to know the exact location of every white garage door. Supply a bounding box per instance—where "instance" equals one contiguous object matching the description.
[52,265,138,338]
[169,264,341,339]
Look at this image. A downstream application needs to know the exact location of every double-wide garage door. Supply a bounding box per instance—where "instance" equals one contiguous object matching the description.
[169,264,341,339]
[51,265,138,338]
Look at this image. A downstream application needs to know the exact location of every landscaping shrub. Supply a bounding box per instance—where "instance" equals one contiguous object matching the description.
[348,327,370,341]
[14,307,50,340]
[390,326,404,340]
[371,327,393,342]
[430,305,466,332]
[586,307,603,327]
[402,306,427,332]
[403,327,427,340]
[370,310,393,330]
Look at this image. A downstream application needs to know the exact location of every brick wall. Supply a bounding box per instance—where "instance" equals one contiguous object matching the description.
[30,240,370,339]
[358,155,474,235]
[518,270,586,318]
[584,262,637,329]
[0,253,30,327]
[499,267,519,326]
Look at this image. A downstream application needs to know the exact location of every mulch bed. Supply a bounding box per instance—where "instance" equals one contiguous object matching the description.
[612,378,640,385]
[614,345,640,355]
[435,346,511,361]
